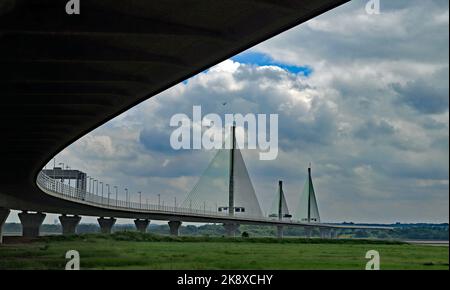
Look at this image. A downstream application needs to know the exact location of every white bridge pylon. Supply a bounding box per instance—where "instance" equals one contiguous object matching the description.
[182,125,263,217]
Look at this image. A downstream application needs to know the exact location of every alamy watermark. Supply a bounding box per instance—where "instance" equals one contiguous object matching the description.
[169,106,278,160]
[65,250,80,270]
[64,1,381,17]
[65,0,80,15]
[365,250,380,270]
[365,0,381,15]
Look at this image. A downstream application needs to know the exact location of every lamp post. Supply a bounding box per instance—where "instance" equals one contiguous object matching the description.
[106,184,110,205]
[53,158,56,180]
[114,186,118,206]
[90,177,94,194]
[125,188,128,207]
[138,191,142,209]
[157,194,161,209]
[66,165,71,187]
[87,175,90,193]
[58,163,64,183]
[100,181,104,201]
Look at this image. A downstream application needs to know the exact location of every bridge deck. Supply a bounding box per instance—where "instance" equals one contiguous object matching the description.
[35,172,392,230]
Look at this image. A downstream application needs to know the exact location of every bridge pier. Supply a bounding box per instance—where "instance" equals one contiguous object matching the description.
[319,228,331,239]
[97,217,116,234]
[304,227,312,238]
[276,225,284,239]
[18,211,46,238]
[134,219,150,233]
[331,229,337,239]
[168,221,182,236]
[223,223,239,237]
[0,208,10,244]
[59,214,81,235]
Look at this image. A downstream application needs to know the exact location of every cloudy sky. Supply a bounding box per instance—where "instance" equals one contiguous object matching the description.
[10,0,448,225]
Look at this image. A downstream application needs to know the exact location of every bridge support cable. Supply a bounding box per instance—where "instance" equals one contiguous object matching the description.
[295,165,320,223]
[269,180,290,219]
[182,126,263,218]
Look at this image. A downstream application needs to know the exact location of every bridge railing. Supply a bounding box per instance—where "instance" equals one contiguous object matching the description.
[35,171,394,230]
[36,171,286,222]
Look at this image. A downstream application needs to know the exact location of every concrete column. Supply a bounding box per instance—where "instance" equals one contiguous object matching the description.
[59,215,81,235]
[134,219,150,233]
[331,229,337,239]
[304,227,312,238]
[97,217,116,234]
[168,221,181,236]
[320,228,331,239]
[0,208,10,244]
[276,225,284,239]
[18,211,46,238]
[223,223,239,237]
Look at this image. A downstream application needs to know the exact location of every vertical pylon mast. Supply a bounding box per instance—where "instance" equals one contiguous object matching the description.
[307,164,311,223]
[228,125,236,216]
[278,180,283,221]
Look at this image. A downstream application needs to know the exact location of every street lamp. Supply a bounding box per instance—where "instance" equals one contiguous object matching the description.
[53,158,56,180]
[138,191,142,209]
[66,165,71,187]
[89,177,93,194]
[58,163,64,183]
[100,181,104,201]
[125,188,128,207]
[114,186,118,206]
[87,175,90,193]
[106,184,110,205]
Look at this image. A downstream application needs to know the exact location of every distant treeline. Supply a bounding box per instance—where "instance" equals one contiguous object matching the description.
[3,222,449,240]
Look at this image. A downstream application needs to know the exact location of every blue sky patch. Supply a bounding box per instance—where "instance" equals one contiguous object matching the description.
[231,51,313,76]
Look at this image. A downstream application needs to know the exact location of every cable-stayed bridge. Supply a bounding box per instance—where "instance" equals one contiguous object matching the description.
[1,0,373,242]
[28,125,391,239]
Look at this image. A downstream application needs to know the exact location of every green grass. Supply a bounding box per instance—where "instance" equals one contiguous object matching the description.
[0,232,448,270]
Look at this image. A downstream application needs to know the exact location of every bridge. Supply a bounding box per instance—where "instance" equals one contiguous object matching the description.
[0,0,392,243]
[31,124,390,238]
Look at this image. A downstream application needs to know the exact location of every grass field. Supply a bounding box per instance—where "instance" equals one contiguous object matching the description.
[0,232,448,270]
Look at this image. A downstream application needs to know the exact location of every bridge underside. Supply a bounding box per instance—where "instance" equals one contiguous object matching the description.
[0,0,348,219]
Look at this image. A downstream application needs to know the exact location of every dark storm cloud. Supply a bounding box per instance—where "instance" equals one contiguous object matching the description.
[354,119,395,139]
[139,126,179,155]
[392,79,449,114]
